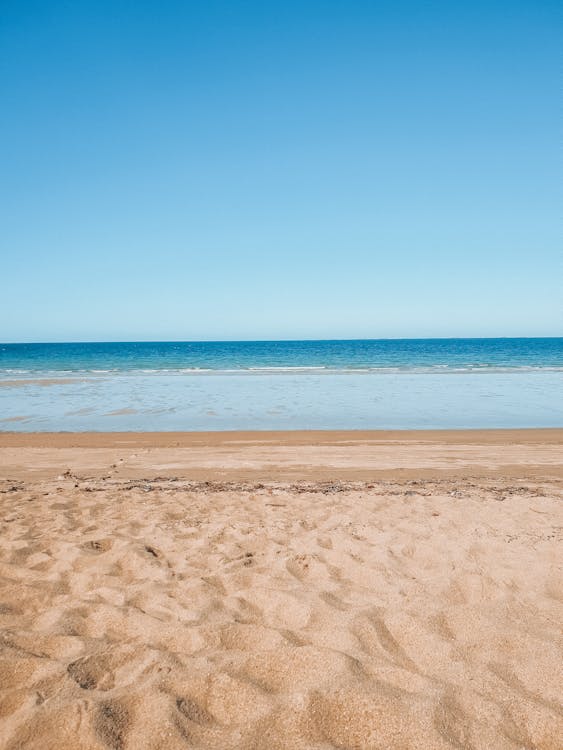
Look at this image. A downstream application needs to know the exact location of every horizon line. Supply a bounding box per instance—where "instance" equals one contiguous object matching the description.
[2,335,562,346]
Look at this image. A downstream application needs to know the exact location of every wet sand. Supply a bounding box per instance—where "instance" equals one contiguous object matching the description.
[0,430,562,748]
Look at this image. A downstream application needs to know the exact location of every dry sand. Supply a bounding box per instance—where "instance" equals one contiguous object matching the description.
[0,430,561,749]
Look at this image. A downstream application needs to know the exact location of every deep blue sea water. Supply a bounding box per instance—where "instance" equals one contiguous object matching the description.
[2,338,563,374]
[1,339,562,430]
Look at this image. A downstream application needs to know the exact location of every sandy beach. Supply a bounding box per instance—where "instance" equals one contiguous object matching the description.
[0,430,562,749]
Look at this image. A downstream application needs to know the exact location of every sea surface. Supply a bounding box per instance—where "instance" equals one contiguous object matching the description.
[1,339,562,431]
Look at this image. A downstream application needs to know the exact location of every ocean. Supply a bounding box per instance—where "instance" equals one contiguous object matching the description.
[1,338,562,431]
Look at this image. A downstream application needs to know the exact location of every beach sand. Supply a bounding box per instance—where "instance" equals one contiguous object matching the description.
[0,430,561,749]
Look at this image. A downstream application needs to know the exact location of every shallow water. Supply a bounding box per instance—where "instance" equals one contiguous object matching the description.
[1,369,562,431]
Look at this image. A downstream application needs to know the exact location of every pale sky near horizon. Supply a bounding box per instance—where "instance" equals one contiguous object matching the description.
[1,1,561,343]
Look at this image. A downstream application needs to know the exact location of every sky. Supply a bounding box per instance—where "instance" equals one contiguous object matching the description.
[1,0,561,342]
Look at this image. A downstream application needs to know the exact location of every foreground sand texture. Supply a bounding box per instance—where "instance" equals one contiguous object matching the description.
[0,430,562,749]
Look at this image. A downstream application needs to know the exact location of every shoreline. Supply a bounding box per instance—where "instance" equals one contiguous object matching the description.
[2,426,563,443]
[2,428,562,481]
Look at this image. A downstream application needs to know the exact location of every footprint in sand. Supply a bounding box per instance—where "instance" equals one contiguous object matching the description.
[95,700,130,749]
[68,654,115,691]
[83,539,113,553]
[319,591,349,611]
[355,610,418,672]
[176,696,214,726]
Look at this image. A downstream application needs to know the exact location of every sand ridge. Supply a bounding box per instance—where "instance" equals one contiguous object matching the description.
[0,432,562,748]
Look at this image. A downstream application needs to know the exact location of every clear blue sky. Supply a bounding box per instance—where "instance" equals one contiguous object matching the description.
[1,1,561,342]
